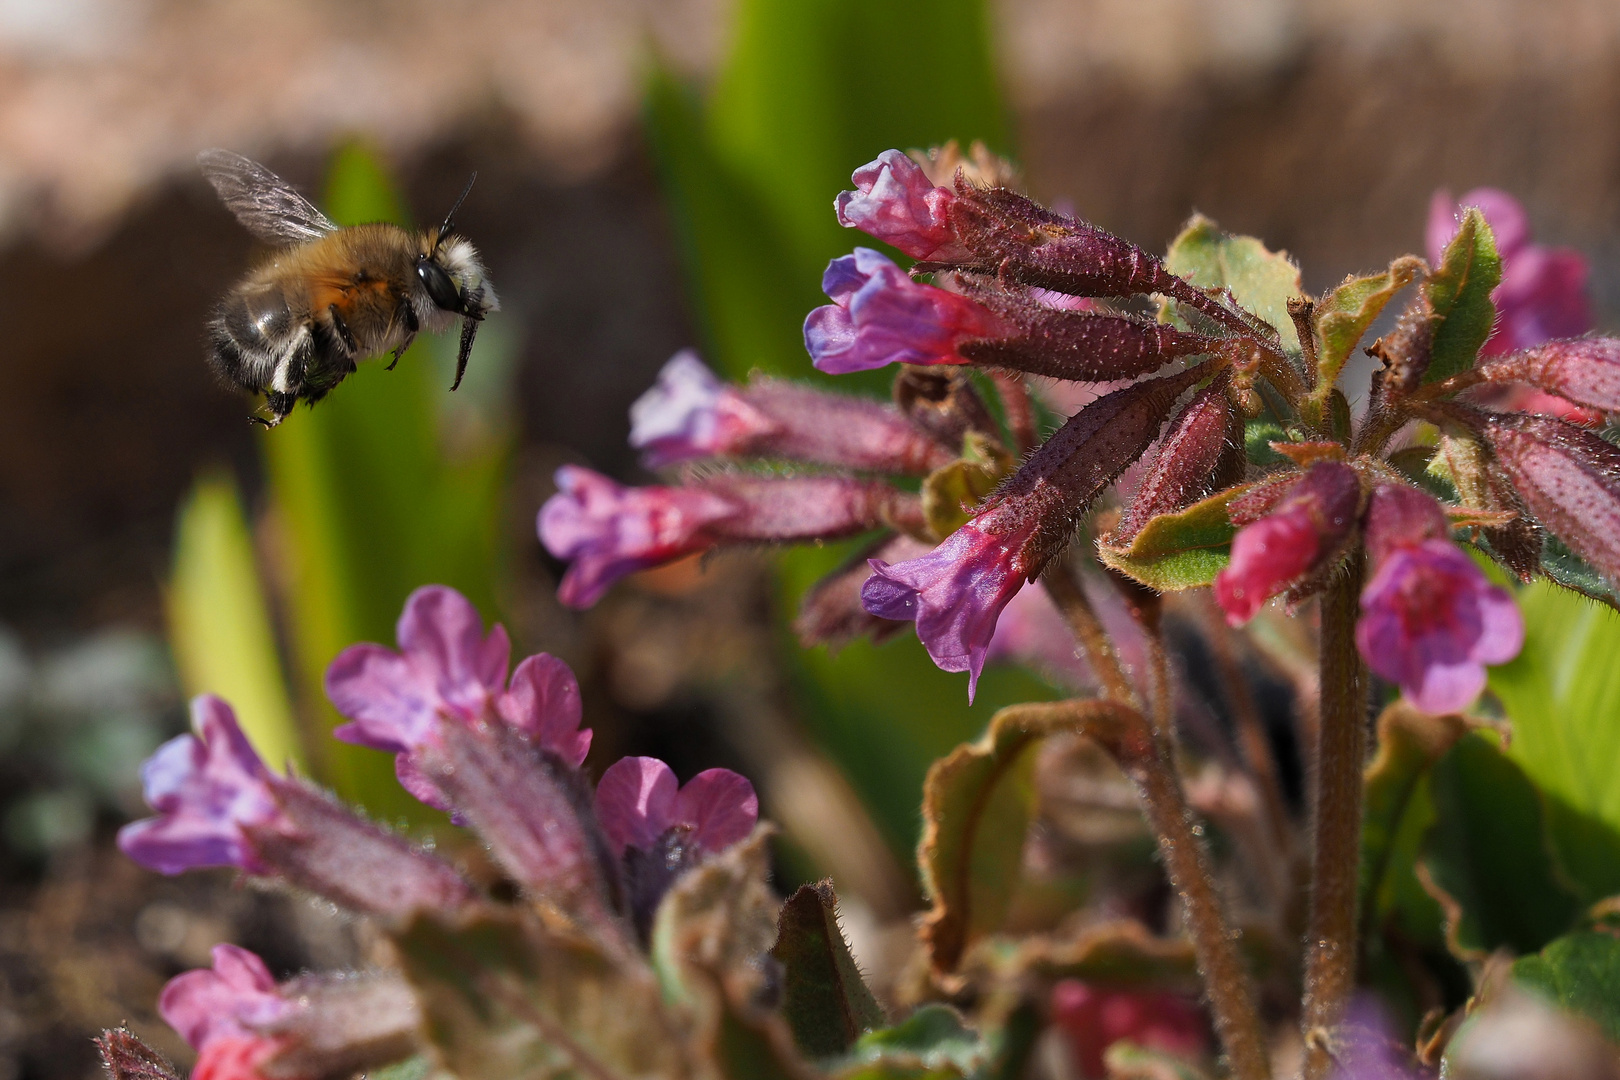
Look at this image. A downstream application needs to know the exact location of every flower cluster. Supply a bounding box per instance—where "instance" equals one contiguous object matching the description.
[117,585,760,1079]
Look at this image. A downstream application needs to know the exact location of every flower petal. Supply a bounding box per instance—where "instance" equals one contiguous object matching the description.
[674,769,758,855]
[499,654,590,767]
[594,756,679,855]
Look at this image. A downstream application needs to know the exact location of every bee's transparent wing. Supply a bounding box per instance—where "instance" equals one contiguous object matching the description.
[198,149,338,245]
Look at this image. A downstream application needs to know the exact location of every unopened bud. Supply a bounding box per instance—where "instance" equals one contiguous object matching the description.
[957,291,1220,382]
[1114,378,1239,543]
[1475,337,1620,417]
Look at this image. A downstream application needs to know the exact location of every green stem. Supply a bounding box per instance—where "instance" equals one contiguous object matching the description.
[1301,560,1369,1079]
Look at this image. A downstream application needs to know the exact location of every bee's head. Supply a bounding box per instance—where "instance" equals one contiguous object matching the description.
[415,173,499,321]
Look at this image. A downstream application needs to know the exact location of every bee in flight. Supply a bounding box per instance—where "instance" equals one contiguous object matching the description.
[199,149,498,427]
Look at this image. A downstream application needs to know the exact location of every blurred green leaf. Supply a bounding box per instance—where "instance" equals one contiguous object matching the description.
[1489,579,1620,900]
[261,143,508,820]
[1419,732,1582,959]
[1304,257,1422,426]
[1422,207,1500,385]
[772,882,887,1058]
[838,1005,984,1077]
[167,471,302,771]
[1513,930,1620,1043]
[1163,215,1303,353]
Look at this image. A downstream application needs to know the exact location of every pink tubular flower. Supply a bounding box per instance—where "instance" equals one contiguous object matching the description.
[1355,485,1523,714]
[1050,979,1208,1080]
[594,756,758,858]
[116,696,287,875]
[538,465,739,608]
[803,248,1009,374]
[326,586,590,808]
[861,512,1040,701]
[1428,188,1592,358]
[834,150,964,261]
[1214,462,1363,626]
[160,944,293,1055]
[628,350,777,468]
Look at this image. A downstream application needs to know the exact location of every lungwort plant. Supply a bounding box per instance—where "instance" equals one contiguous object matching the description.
[104,150,1620,1080]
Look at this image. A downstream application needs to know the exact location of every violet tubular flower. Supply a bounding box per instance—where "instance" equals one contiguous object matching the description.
[834,149,967,262]
[117,695,286,876]
[595,756,758,934]
[1355,484,1523,715]
[804,248,1009,374]
[628,349,778,468]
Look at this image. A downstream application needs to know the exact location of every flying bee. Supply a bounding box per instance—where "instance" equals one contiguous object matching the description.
[199,149,498,427]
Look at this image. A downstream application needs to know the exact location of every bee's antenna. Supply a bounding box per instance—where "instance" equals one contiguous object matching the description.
[435,172,477,248]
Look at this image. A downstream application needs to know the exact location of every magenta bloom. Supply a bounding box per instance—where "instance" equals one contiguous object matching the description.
[160,944,293,1053]
[1214,462,1362,626]
[628,350,776,468]
[1050,979,1208,1079]
[117,696,286,876]
[803,248,1007,374]
[325,586,591,806]
[538,465,738,608]
[861,516,1038,700]
[1428,188,1592,357]
[1356,539,1523,715]
[834,150,963,261]
[593,756,758,858]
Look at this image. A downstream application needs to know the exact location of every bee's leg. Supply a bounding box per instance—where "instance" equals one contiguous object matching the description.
[251,391,297,428]
[387,300,419,371]
[328,305,360,356]
[451,314,480,391]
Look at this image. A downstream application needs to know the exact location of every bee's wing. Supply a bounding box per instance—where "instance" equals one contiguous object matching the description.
[198,149,339,245]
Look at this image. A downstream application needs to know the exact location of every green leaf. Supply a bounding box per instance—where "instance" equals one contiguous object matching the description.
[1422,207,1501,384]
[1419,732,1582,959]
[1304,257,1422,424]
[772,881,887,1058]
[261,144,509,821]
[1539,536,1620,613]
[1513,930,1620,1043]
[839,1006,983,1077]
[395,908,686,1080]
[1489,577,1620,901]
[1097,486,1246,591]
[1163,214,1303,352]
[1243,420,1289,468]
[921,443,1008,538]
[167,472,302,771]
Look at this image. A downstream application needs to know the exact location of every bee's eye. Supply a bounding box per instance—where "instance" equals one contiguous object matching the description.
[417,258,462,312]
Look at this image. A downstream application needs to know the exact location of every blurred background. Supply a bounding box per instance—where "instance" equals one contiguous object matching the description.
[2,0,1619,1076]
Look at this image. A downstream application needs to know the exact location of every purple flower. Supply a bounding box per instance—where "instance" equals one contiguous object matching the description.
[1214,463,1363,626]
[628,350,777,468]
[1356,540,1523,714]
[594,756,758,858]
[325,586,591,807]
[862,516,1039,701]
[117,696,287,875]
[538,465,739,608]
[1428,188,1592,357]
[803,248,1008,375]
[834,150,964,261]
[160,944,294,1053]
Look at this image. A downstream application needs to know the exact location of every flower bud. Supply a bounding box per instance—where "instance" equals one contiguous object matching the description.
[955,291,1220,382]
[1113,377,1240,543]
[1473,409,1620,586]
[629,352,952,473]
[1475,337,1620,419]
[795,534,933,649]
[97,1030,180,1080]
[1356,485,1523,715]
[803,248,1010,374]
[834,150,967,261]
[1213,462,1362,625]
[1050,979,1208,1080]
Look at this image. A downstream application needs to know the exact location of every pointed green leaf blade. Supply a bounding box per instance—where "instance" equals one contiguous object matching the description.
[772,881,887,1058]
[1422,207,1501,384]
[1304,257,1422,424]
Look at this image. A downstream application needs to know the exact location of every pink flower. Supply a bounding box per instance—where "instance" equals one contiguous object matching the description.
[325,586,591,808]
[1214,462,1362,626]
[190,1036,282,1080]
[1356,485,1523,715]
[160,945,294,1055]
[116,696,286,875]
[1050,979,1208,1079]
[593,756,758,858]
[833,150,964,261]
[628,350,777,468]
[1428,188,1592,358]
[861,514,1039,701]
[803,248,1008,374]
[538,465,739,608]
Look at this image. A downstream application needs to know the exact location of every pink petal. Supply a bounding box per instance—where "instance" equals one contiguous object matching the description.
[499,654,590,767]
[326,644,434,753]
[594,756,678,855]
[395,586,509,717]
[674,769,758,854]
[1406,659,1488,716]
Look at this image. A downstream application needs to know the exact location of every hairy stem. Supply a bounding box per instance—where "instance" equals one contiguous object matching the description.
[1301,561,1369,1079]
[1126,718,1272,1080]
[1199,599,1293,855]
[1039,561,1136,706]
